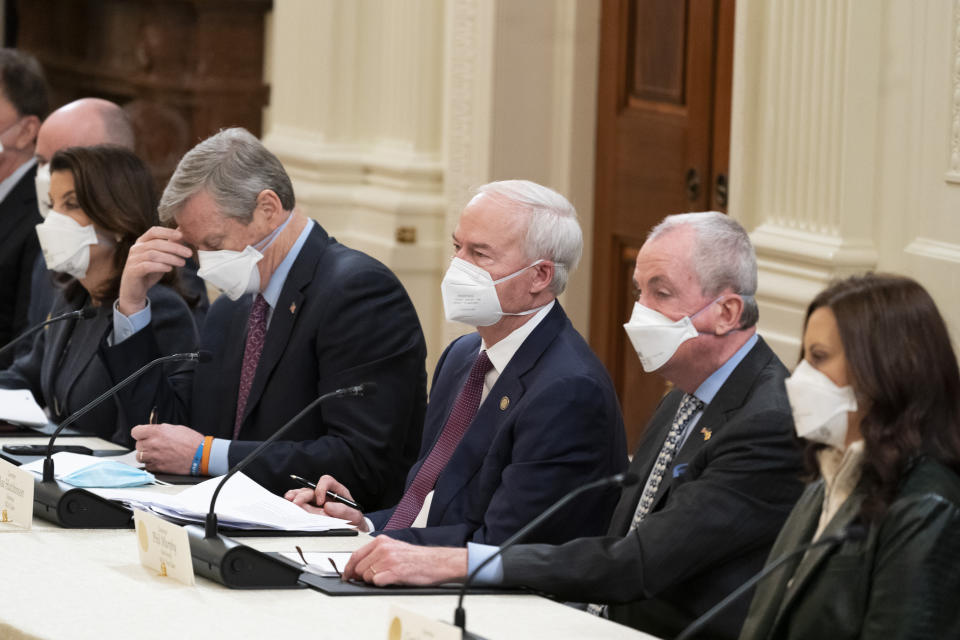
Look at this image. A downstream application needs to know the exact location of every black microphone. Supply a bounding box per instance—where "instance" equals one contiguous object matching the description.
[674,524,868,640]
[186,382,376,589]
[454,471,640,640]
[34,350,211,528]
[0,307,96,359]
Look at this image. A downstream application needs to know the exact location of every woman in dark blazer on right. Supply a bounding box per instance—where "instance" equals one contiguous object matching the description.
[739,273,960,640]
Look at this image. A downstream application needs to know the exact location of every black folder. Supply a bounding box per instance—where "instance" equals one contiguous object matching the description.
[275,558,519,596]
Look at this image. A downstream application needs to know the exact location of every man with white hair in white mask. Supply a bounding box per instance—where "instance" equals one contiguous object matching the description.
[287,179,628,547]
[336,212,806,640]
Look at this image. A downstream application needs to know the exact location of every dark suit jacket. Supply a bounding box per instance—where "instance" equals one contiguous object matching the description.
[739,457,960,640]
[368,303,628,547]
[500,337,805,639]
[104,225,427,508]
[0,284,198,442]
[0,164,41,368]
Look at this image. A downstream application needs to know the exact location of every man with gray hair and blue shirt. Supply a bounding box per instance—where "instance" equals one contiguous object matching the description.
[337,211,805,640]
[286,179,629,547]
[103,127,428,509]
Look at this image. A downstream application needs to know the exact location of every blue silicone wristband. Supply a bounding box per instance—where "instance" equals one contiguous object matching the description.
[190,440,204,476]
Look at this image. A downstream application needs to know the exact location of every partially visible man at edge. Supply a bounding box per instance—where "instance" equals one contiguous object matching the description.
[0,48,47,367]
[339,212,805,640]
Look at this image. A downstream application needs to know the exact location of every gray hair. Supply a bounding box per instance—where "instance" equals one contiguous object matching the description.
[649,211,759,328]
[158,127,294,224]
[474,180,582,295]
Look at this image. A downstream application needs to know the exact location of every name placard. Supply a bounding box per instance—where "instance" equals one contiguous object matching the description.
[133,509,195,586]
[0,458,33,531]
[386,606,460,640]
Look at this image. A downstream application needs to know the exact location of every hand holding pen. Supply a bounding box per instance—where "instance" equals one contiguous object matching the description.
[285,474,370,532]
[289,474,364,511]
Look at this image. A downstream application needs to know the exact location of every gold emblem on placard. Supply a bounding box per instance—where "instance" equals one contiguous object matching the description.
[701,427,712,441]
[499,396,510,411]
[388,617,402,640]
[160,561,168,577]
[137,520,149,552]
[1,509,7,522]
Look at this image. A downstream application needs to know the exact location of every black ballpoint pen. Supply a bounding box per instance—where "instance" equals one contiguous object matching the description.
[289,474,364,511]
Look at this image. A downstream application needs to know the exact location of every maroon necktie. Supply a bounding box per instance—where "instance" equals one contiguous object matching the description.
[384,350,493,530]
[233,294,269,439]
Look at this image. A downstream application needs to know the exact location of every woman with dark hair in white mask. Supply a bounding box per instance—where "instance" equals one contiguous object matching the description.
[739,273,960,640]
[0,145,198,442]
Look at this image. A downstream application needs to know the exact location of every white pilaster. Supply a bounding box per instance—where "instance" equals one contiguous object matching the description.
[264,0,447,371]
[265,0,601,368]
[730,0,883,363]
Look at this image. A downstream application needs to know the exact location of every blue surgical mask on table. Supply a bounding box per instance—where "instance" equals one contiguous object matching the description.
[61,460,157,488]
[440,257,546,327]
[622,298,720,372]
[785,359,858,449]
[197,211,293,301]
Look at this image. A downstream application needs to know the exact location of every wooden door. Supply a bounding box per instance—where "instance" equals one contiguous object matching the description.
[590,0,735,452]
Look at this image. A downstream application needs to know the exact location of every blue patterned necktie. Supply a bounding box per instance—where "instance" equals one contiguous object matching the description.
[630,393,704,528]
[588,392,704,617]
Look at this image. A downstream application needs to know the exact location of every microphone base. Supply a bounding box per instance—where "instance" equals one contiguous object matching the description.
[461,631,490,640]
[185,525,304,589]
[33,478,133,528]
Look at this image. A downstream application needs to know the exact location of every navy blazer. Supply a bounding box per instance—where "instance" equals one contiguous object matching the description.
[500,337,806,639]
[0,164,41,368]
[104,225,427,508]
[369,303,628,547]
[0,284,198,442]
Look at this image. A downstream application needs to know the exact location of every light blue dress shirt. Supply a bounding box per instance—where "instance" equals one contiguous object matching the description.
[466,333,760,585]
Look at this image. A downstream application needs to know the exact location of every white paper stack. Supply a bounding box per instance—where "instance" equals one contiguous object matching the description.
[93,472,354,532]
[0,388,48,426]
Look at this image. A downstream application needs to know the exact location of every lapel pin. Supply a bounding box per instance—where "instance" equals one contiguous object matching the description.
[701,427,712,441]
[289,302,297,314]
[499,396,510,411]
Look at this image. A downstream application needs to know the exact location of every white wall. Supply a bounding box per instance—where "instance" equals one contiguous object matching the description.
[731,0,960,365]
[264,0,960,372]
[263,0,601,372]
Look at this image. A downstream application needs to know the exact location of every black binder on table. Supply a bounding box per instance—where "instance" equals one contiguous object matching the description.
[0,420,85,437]
[270,557,518,596]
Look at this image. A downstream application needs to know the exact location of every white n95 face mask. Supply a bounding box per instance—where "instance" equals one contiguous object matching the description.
[785,359,858,449]
[197,245,264,301]
[440,257,545,327]
[35,162,51,219]
[35,211,99,279]
[197,212,293,301]
[623,301,716,372]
